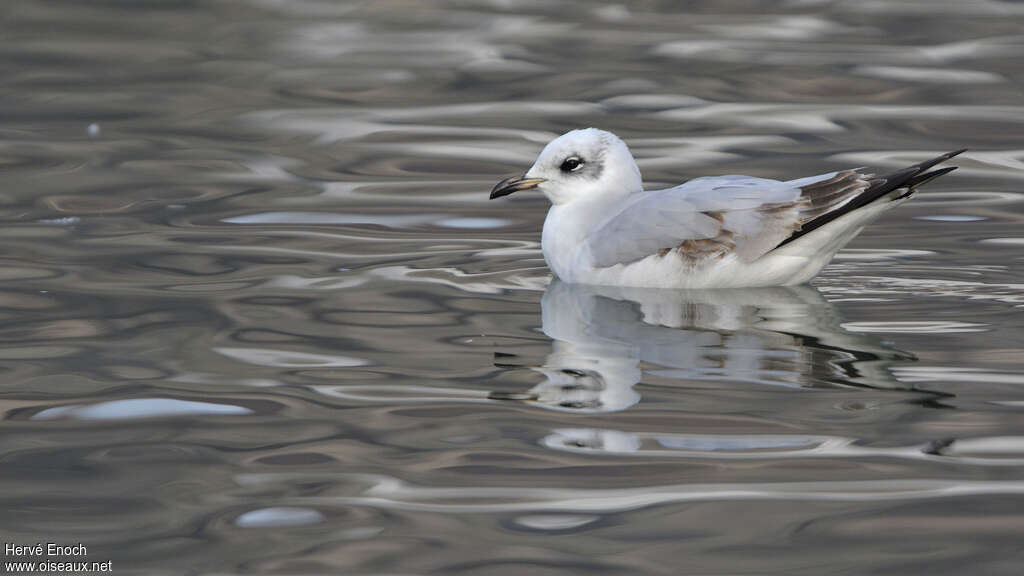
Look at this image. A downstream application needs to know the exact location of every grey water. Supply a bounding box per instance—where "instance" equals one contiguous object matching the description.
[2,1,1024,574]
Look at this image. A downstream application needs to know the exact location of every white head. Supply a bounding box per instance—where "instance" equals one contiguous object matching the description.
[490,128,642,205]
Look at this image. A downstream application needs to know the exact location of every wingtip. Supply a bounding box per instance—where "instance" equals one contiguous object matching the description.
[900,148,967,179]
[908,165,958,188]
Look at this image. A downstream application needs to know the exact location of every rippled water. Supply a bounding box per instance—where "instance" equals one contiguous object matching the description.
[3,1,1024,574]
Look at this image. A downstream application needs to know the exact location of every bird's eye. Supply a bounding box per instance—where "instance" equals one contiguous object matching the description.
[560,157,583,172]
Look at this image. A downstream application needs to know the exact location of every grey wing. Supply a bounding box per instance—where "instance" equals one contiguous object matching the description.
[585,171,871,268]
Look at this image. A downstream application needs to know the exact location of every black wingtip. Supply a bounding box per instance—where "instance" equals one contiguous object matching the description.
[876,149,966,194]
[908,148,967,176]
[776,148,965,248]
[909,165,958,188]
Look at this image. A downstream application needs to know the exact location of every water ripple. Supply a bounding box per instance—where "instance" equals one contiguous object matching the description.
[263,474,1024,513]
[543,429,1024,466]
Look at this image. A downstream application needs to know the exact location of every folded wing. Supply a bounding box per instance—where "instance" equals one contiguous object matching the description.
[585,170,870,268]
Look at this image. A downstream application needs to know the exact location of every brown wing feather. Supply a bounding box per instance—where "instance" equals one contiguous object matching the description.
[668,201,806,265]
[796,170,871,223]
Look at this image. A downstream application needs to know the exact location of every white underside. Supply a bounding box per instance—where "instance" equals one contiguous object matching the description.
[544,192,910,289]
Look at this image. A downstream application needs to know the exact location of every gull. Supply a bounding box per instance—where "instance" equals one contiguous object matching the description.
[490,129,963,288]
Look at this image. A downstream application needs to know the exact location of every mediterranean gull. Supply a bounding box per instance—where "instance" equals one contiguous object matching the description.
[490,128,963,288]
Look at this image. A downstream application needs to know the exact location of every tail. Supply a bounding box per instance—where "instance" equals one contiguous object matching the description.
[780,149,965,246]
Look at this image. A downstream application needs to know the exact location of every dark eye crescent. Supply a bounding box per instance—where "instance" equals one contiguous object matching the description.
[560,157,583,172]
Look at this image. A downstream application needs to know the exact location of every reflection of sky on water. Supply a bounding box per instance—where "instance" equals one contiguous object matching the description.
[31,398,253,421]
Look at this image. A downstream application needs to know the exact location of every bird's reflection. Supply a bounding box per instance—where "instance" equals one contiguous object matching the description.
[493,280,918,413]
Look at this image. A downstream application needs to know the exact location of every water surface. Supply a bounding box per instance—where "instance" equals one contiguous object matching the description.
[2,1,1024,574]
